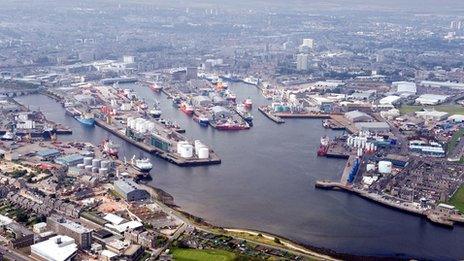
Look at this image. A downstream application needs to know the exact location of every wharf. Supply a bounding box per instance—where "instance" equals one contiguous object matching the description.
[325,142,352,159]
[258,106,284,124]
[95,119,221,166]
[275,112,330,119]
[328,115,358,134]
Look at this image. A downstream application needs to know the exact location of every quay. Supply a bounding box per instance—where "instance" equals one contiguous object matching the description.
[258,106,285,124]
[95,119,221,166]
[275,112,331,119]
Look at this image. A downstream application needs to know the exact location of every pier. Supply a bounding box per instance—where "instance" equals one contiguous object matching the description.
[95,119,221,167]
[258,106,285,124]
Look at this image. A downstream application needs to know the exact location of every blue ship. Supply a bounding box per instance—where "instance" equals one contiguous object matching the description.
[75,114,95,127]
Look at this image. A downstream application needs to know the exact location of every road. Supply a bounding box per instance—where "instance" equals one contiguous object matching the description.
[0,245,32,261]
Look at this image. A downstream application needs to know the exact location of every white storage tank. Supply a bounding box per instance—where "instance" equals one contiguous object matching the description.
[84,157,93,166]
[180,144,193,158]
[92,159,101,168]
[378,161,393,174]
[84,165,92,172]
[198,147,209,159]
[177,141,189,154]
[366,163,376,172]
[99,168,108,175]
[92,167,99,173]
[77,163,85,169]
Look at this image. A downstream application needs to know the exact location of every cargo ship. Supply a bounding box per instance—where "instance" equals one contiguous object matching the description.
[131,155,153,173]
[180,102,194,116]
[75,112,95,127]
[317,136,330,156]
[243,98,253,109]
[102,139,119,157]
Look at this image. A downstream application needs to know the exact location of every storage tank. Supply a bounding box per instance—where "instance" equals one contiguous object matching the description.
[198,147,209,159]
[180,144,193,158]
[378,161,393,174]
[91,167,98,173]
[366,163,376,172]
[77,163,85,169]
[177,141,189,154]
[101,160,110,169]
[84,157,93,166]
[92,159,101,168]
[84,165,92,171]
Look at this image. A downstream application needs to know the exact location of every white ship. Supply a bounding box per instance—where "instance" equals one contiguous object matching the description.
[131,155,153,173]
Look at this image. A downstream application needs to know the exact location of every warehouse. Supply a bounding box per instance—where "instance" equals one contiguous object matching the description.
[191,96,212,107]
[36,148,61,160]
[393,81,417,94]
[55,154,84,166]
[211,106,230,119]
[415,109,448,121]
[113,179,150,202]
[355,122,390,133]
[379,95,401,106]
[345,110,372,123]
[415,94,449,105]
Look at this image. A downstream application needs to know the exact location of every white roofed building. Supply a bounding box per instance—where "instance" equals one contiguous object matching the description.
[416,94,449,105]
[31,235,78,261]
[393,81,417,94]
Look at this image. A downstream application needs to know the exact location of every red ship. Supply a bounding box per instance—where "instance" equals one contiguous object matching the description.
[215,120,249,131]
[102,139,119,157]
[317,136,330,156]
[244,98,253,109]
[180,102,194,116]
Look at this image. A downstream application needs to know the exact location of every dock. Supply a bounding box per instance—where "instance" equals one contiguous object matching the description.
[274,112,331,119]
[95,119,221,167]
[258,106,285,124]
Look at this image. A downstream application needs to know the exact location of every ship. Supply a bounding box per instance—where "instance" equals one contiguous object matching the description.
[317,136,330,157]
[148,107,162,118]
[148,82,162,92]
[193,114,210,127]
[243,76,259,86]
[1,131,14,140]
[172,96,181,108]
[131,155,153,173]
[75,112,95,127]
[179,102,194,116]
[220,73,241,82]
[243,98,253,109]
[215,120,249,131]
[236,105,253,126]
[103,139,119,157]
[224,90,237,102]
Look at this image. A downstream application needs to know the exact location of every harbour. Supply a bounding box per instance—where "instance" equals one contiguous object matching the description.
[14,82,464,260]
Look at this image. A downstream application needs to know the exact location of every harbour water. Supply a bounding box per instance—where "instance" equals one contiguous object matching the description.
[16,83,464,260]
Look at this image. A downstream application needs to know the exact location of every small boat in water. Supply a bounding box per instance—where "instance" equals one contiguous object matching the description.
[180,102,194,116]
[243,98,253,109]
[193,114,210,127]
[317,136,330,157]
[131,155,153,173]
[75,112,95,127]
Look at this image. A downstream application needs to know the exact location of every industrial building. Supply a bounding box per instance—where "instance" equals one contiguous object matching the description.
[420,80,464,90]
[415,109,449,121]
[55,154,84,166]
[296,53,309,71]
[345,110,373,123]
[379,95,401,106]
[31,235,78,261]
[415,94,449,105]
[355,122,390,133]
[36,148,61,160]
[113,179,150,202]
[47,215,93,249]
[210,106,230,119]
[393,81,417,94]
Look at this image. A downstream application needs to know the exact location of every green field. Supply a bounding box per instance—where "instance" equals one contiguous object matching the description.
[447,128,464,154]
[172,248,237,261]
[399,105,464,115]
[448,185,464,213]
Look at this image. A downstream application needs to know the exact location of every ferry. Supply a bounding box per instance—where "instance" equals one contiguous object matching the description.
[317,136,330,157]
[243,98,253,109]
[220,73,241,82]
[102,139,119,157]
[180,102,194,116]
[131,155,153,173]
[75,112,95,127]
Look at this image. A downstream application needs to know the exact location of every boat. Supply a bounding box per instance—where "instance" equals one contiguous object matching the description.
[244,98,253,109]
[148,107,162,118]
[1,131,14,140]
[103,139,119,157]
[243,76,259,86]
[220,73,241,82]
[236,105,253,126]
[148,82,162,92]
[75,112,95,127]
[193,114,210,127]
[317,136,330,157]
[131,155,153,173]
[224,90,237,102]
[215,120,249,131]
[180,102,194,116]
[172,96,181,108]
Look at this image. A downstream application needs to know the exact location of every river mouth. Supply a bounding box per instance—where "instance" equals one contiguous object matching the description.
[15,83,464,260]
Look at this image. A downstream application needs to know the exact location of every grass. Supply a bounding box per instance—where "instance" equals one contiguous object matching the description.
[448,185,464,213]
[172,248,237,261]
[399,105,464,115]
[447,128,464,154]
